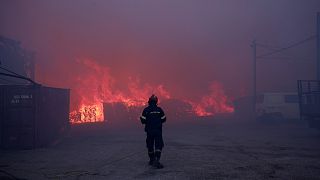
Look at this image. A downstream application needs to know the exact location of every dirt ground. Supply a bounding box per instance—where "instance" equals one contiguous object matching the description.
[1,118,320,180]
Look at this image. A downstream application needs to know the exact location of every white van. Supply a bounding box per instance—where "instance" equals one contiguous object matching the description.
[256,92,300,121]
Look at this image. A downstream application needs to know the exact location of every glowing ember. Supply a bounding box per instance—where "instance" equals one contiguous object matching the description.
[70,104,104,124]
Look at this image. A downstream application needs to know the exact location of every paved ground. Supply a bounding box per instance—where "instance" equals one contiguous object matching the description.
[1,118,320,180]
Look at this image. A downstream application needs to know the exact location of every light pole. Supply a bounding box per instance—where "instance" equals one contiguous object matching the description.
[317,12,320,80]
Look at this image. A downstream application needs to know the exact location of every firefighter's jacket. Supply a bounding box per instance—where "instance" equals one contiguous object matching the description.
[140,105,166,132]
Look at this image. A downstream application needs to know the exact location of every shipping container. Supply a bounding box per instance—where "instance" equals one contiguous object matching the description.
[0,84,70,149]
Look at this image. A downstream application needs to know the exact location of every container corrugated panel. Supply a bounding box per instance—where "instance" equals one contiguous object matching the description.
[2,85,35,128]
[0,85,35,149]
[0,85,70,149]
[1,127,34,149]
[35,86,70,147]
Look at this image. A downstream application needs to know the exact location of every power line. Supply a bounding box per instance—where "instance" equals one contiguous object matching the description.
[258,56,314,61]
[255,43,281,50]
[256,35,316,59]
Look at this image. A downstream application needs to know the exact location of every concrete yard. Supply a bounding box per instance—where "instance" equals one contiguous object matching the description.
[1,119,320,180]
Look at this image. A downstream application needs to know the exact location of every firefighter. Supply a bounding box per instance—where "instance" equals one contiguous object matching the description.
[140,94,166,169]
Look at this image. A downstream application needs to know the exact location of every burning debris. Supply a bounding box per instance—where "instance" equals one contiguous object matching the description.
[68,58,234,124]
[70,104,104,124]
[189,82,234,116]
[68,58,172,124]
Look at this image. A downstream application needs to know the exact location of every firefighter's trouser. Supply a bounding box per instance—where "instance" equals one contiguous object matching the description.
[146,130,163,160]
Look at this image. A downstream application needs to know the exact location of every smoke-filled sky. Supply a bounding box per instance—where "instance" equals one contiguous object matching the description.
[1,0,319,100]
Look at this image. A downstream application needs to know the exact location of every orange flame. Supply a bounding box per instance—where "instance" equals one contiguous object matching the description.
[70,104,104,124]
[68,58,233,124]
[189,82,234,116]
[69,58,171,124]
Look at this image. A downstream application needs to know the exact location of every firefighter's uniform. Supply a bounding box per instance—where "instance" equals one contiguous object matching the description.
[140,95,166,168]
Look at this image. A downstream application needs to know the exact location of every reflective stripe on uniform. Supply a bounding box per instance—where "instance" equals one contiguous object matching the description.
[155,149,162,152]
[150,111,160,114]
[161,115,166,119]
[140,116,146,119]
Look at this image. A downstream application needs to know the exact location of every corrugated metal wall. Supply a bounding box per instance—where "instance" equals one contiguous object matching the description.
[0,85,70,149]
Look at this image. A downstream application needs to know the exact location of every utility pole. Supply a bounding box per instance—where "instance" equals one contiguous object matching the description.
[251,40,257,115]
[317,12,320,80]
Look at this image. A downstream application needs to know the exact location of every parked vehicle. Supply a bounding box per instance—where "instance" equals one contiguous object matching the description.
[255,92,299,122]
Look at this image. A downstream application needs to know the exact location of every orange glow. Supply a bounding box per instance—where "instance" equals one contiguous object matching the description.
[70,104,104,124]
[188,82,234,116]
[68,58,233,124]
[69,58,171,124]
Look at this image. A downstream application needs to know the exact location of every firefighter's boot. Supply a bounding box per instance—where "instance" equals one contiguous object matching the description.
[148,151,155,166]
[153,150,164,169]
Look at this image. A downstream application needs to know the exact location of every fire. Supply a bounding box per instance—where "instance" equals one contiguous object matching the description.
[67,58,233,124]
[70,104,104,124]
[189,82,234,116]
[69,58,171,124]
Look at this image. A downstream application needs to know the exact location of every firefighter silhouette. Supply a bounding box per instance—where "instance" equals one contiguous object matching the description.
[140,94,166,169]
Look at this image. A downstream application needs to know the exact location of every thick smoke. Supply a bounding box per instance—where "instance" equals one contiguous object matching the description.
[1,0,319,113]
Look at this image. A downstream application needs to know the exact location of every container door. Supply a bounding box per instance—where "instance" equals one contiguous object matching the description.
[1,86,35,149]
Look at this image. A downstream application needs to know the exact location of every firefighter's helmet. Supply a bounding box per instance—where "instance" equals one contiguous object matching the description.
[148,94,158,105]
